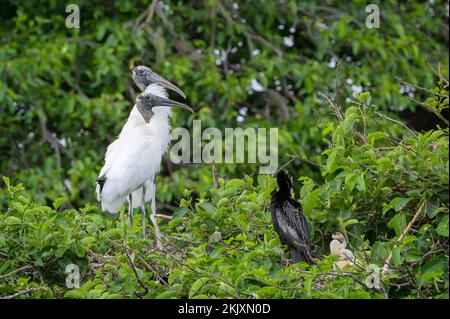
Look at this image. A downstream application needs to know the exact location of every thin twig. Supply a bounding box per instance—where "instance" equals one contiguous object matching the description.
[395,75,448,99]
[1,288,39,299]
[427,62,449,85]
[123,244,149,296]
[0,265,32,281]
[382,200,426,275]
[212,161,219,188]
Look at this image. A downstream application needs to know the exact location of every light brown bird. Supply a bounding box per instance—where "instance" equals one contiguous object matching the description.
[330,232,360,270]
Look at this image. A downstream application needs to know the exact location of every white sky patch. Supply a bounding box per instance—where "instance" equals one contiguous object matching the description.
[236,106,247,123]
[214,49,227,66]
[316,22,328,30]
[328,57,337,68]
[351,84,363,94]
[250,79,265,92]
[346,78,354,85]
[278,25,285,30]
[251,49,261,56]
[400,85,415,94]
[289,27,296,33]
[64,179,72,191]
[58,137,68,148]
[283,36,294,47]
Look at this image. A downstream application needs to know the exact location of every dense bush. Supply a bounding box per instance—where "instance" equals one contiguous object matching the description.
[0,1,448,299]
[1,82,448,298]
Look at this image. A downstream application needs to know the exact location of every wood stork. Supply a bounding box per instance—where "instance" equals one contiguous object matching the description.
[96,88,193,247]
[118,66,187,246]
[270,171,314,264]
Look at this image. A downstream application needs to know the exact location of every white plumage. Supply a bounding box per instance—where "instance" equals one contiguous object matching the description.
[96,85,171,212]
[96,66,191,246]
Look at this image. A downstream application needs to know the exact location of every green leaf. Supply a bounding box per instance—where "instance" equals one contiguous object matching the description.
[435,219,449,237]
[358,91,371,104]
[355,174,366,192]
[388,213,407,237]
[53,197,68,210]
[3,216,22,225]
[3,176,10,188]
[392,247,402,266]
[189,277,209,298]
[172,207,189,220]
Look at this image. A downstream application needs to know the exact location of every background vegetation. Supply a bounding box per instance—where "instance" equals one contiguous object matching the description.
[0,0,448,299]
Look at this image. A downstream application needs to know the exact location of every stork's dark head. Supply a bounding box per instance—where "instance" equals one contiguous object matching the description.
[132,65,186,99]
[276,170,293,195]
[136,92,194,123]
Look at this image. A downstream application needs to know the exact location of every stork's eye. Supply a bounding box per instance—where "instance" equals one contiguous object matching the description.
[137,69,144,74]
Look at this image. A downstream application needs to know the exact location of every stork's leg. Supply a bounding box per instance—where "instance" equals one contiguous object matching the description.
[141,186,147,239]
[128,194,133,226]
[149,175,162,248]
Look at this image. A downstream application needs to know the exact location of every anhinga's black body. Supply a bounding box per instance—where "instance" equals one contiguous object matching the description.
[270,171,314,264]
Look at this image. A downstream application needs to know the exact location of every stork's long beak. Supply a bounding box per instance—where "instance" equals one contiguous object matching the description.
[152,95,194,113]
[149,73,186,99]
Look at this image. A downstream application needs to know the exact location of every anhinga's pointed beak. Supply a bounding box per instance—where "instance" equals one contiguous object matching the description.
[149,73,186,99]
[152,95,194,113]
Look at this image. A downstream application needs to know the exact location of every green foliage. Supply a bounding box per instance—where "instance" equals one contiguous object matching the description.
[0,1,448,299]
[0,0,448,207]
[1,82,448,298]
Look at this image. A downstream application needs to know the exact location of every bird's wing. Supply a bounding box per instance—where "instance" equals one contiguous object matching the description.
[275,200,310,249]
[99,127,163,204]
[292,199,310,238]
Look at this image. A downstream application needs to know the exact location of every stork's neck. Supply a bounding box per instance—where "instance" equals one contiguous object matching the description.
[145,83,171,127]
[119,84,172,138]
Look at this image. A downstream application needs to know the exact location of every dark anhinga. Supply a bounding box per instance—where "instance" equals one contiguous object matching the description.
[270,171,314,264]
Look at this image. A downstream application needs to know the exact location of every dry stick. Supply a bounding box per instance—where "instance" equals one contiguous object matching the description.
[335,57,343,107]
[427,62,449,85]
[136,255,170,288]
[408,96,449,127]
[123,244,149,296]
[395,75,448,99]
[374,111,417,137]
[288,154,321,167]
[0,265,32,281]
[143,0,158,26]
[319,92,368,143]
[1,288,40,299]
[212,161,219,188]
[272,156,297,176]
[155,213,172,220]
[382,200,426,275]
